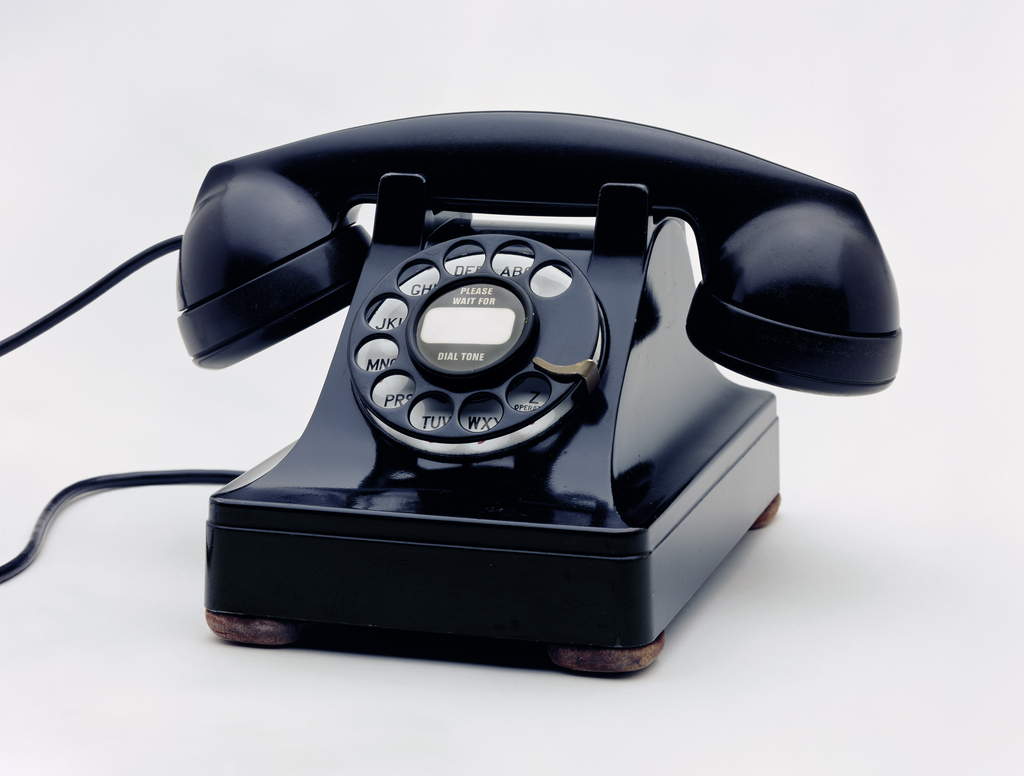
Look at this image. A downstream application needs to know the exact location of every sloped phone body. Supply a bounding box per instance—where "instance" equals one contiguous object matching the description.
[178,113,900,671]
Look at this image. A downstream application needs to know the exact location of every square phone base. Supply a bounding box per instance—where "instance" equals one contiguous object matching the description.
[201,180,781,672]
[205,405,779,672]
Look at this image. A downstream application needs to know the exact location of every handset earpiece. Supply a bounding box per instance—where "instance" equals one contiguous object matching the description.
[176,170,369,368]
[686,201,901,396]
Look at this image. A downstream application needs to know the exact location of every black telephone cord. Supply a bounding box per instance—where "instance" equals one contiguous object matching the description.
[1,237,242,584]
[0,471,243,584]
[0,235,182,357]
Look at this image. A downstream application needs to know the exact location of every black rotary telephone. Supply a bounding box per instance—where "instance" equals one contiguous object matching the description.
[14,113,903,673]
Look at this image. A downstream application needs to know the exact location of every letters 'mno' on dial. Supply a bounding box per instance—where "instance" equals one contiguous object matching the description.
[356,337,399,372]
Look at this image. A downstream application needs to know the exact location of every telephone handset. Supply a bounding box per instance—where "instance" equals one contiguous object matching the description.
[181,113,901,672]
[178,112,899,392]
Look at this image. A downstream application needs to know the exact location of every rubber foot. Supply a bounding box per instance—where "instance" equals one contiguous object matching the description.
[749,494,781,530]
[206,610,304,646]
[547,631,665,673]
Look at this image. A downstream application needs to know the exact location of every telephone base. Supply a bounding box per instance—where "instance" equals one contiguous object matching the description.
[205,402,779,668]
[204,498,778,671]
[204,494,781,659]
[202,205,782,667]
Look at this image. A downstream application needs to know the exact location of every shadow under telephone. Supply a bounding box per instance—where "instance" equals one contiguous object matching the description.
[3,113,901,673]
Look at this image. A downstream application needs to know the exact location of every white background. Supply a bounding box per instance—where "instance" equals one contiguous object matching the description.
[1,1,1021,773]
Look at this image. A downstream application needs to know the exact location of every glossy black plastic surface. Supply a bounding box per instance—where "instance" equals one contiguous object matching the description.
[204,186,780,648]
[178,224,369,368]
[177,112,900,393]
